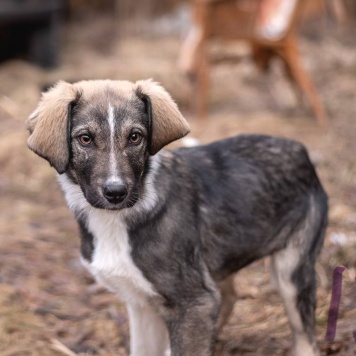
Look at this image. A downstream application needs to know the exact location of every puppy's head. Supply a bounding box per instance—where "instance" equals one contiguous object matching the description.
[26,79,190,210]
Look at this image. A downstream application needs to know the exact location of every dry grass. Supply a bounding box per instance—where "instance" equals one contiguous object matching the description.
[0,17,355,355]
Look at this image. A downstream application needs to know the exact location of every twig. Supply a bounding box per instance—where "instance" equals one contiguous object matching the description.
[50,338,78,356]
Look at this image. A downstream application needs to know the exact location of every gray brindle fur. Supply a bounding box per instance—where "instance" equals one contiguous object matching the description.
[27,80,328,356]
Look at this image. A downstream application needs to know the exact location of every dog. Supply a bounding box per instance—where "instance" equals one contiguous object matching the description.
[26,79,328,356]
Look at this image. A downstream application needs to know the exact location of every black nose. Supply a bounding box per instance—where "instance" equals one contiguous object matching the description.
[103,183,128,204]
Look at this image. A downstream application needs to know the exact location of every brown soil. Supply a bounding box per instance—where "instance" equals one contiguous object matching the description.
[0,18,356,355]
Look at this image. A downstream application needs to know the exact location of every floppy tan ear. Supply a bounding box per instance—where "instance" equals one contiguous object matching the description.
[135,80,190,154]
[26,81,78,174]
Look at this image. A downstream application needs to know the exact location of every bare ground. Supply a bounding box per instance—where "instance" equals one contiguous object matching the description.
[0,18,356,355]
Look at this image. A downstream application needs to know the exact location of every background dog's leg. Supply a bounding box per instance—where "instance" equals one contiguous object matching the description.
[271,243,320,356]
[127,303,169,356]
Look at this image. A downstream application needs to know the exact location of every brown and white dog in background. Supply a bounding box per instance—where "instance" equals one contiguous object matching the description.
[27,79,328,356]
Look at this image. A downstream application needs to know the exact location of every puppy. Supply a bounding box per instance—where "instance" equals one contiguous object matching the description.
[26,80,328,356]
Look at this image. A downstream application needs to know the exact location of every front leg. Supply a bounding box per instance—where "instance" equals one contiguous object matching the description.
[163,288,220,356]
[127,303,170,356]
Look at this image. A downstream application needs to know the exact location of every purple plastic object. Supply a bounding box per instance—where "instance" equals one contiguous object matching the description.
[325,266,345,342]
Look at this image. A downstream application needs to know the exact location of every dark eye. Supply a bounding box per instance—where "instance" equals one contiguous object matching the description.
[129,132,142,145]
[78,134,92,145]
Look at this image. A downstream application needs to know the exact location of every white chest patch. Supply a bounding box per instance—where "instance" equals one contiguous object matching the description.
[85,210,157,304]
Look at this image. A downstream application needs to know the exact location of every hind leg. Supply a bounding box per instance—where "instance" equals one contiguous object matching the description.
[271,243,319,356]
[216,275,237,333]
